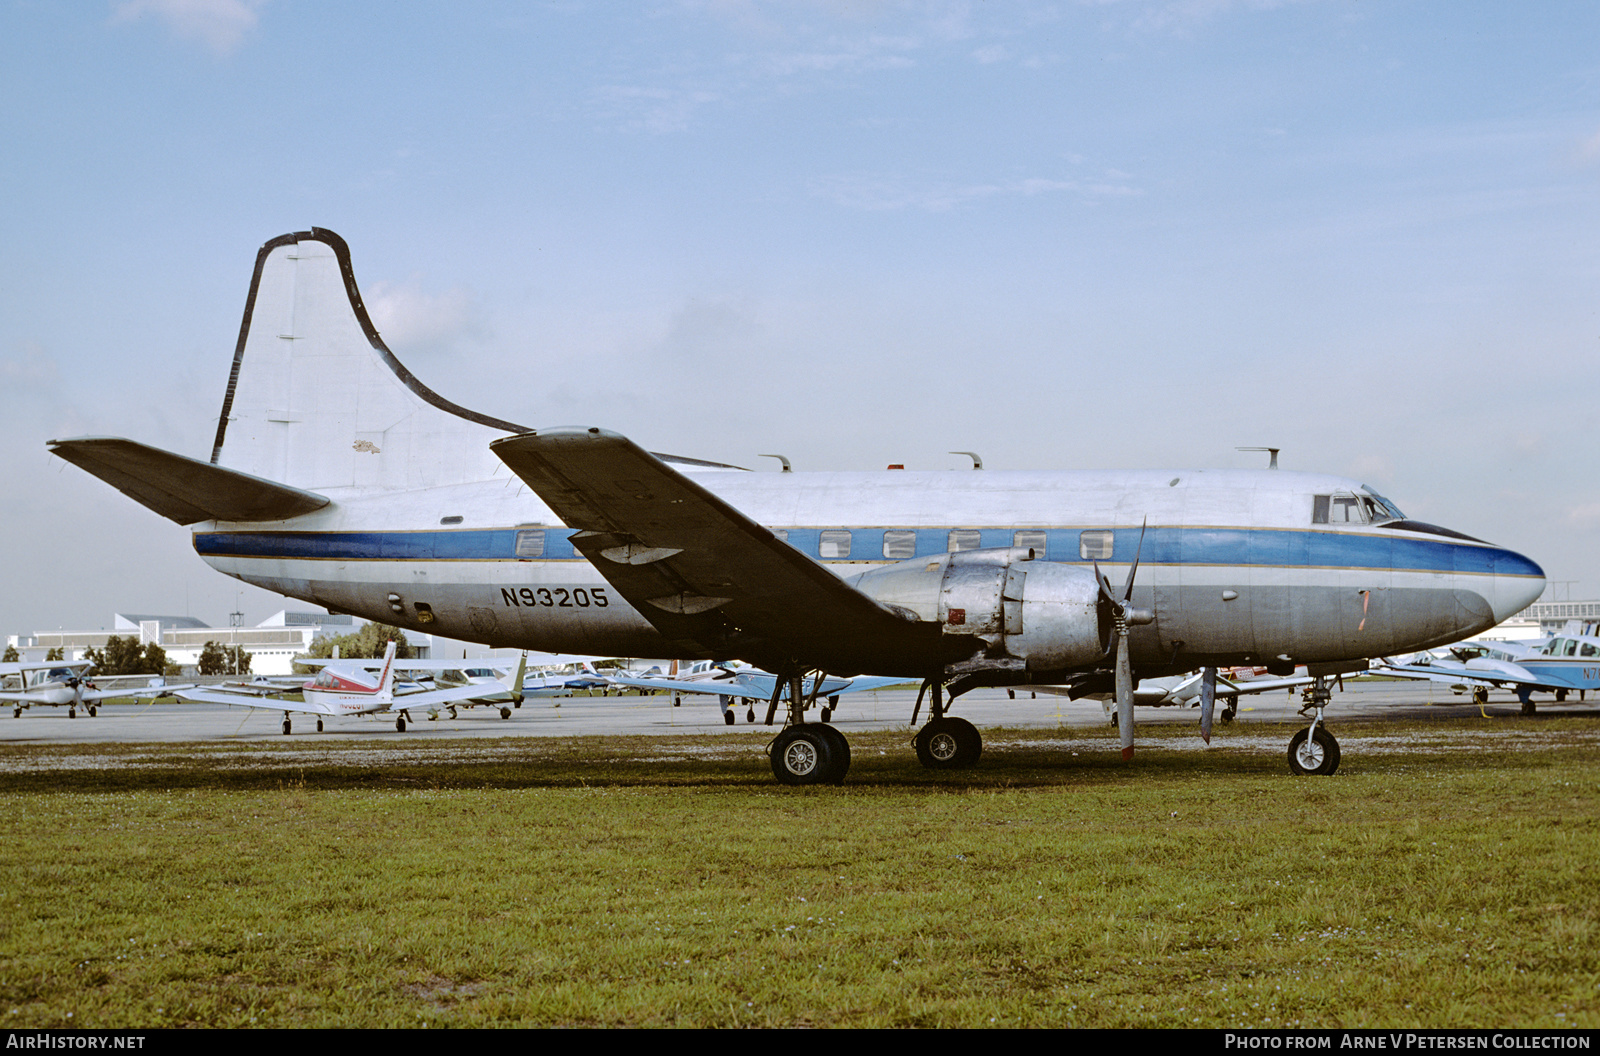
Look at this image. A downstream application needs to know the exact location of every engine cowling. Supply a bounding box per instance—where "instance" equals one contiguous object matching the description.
[846,547,1109,671]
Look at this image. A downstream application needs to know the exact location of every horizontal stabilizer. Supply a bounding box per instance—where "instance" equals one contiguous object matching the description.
[48,437,330,525]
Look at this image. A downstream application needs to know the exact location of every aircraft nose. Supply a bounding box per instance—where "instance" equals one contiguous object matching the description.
[1493,547,1546,623]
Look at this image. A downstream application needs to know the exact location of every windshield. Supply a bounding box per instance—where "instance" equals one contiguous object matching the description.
[1360,486,1406,523]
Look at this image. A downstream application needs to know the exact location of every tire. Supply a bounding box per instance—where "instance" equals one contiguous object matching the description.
[500,707,512,719]
[813,723,851,780]
[1521,696,1537,716]
[282,718,291,735]
[396,716,407,732]
[915,717,982,769]
[1287,726,1340,776]
[316,719,324,732]
[769,726,837,785]
[723,711,735,726]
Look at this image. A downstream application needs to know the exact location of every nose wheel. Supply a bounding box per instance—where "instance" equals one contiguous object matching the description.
[914,716,982,769]
[1288,724,1340,775]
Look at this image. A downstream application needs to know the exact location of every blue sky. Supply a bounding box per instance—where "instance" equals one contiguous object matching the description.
[2,0,1596,634]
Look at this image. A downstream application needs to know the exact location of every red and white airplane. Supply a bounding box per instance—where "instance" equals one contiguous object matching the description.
[177,642,526,734]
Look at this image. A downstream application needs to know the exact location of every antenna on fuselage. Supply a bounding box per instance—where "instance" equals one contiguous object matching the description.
[758,454,792,473]
[1237,446,1280,469]
[950,451,983,470]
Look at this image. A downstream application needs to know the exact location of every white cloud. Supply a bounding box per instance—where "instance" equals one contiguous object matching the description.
[365,279,485,358]
[110,0,264,55]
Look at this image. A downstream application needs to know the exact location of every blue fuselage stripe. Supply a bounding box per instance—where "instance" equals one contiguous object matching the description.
[192,526,1541,578]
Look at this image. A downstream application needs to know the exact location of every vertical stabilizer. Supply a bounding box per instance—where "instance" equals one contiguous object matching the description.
[374,641,399,703]
[211,228,526,491]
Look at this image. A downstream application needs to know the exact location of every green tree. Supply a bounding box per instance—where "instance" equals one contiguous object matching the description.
[199,642,252,676]
[86,636,169,675]
[295,623,413,671]
[2,644,17,663]
[44,647,63,662]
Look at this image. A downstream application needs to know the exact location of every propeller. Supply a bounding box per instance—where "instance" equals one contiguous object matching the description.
[1095,520,1154,761]
[1198,665,1217,744]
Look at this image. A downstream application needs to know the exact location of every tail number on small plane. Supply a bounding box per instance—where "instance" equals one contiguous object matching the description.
[501,586,609,608]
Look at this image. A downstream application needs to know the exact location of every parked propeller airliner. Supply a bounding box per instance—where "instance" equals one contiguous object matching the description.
[48,229,1546,782]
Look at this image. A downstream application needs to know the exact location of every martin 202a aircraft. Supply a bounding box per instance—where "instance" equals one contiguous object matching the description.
[48,228,1547,782]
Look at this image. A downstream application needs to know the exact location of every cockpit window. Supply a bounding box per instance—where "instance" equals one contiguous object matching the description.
[1312,494,1367,524]
[1360,486,1406,523]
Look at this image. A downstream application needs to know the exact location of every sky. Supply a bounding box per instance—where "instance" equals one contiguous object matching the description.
[2,0,1597,636]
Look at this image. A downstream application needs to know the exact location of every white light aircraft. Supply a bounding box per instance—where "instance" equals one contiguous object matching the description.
[1,662,191,718]
[177,642,526,733]
[49,229,1547,782]
[610,659,909,727]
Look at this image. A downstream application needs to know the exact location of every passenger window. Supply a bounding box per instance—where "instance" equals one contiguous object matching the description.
[1079,530,1113,560]
[514,529,545,558]
[882,530,916,559]
[1013,530,1046,555]
[947,530,981,552]
[1313,495,1330,524]
[1581,643,1599,658]
[819,530,852,559]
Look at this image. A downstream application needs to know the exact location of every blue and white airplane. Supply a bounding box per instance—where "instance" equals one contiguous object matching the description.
[48,229,1546,783]
[1376,631,1600,714]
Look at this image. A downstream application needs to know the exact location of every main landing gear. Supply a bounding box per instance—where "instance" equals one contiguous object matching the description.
[764,670,851,785]
[1288,677,1341,776]
[910,678,982,770]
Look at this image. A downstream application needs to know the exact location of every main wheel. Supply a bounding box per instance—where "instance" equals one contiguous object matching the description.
[746,707,756,723]
[1521,696,1537,716]
[396,716,407,732]
[915,717,982,769]
[813,723,851,778]
[1287,726,1340,775]
[500,707,512,719]
[723,710,735,726]
[316,719,324,732]
[769,726,840,785]
[282,718,291,735]
[88,705,97,717]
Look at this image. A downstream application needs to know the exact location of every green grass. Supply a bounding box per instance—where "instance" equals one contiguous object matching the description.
[1,719,1597,1028]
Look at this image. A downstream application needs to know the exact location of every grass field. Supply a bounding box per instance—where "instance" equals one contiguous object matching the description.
[2,718,1597,1028]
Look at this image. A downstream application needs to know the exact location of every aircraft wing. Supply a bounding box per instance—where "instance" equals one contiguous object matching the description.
[490,429,945,673]
[175,688,337,715]
[1368,660,1577,691]
[47,437,329,525]
[0,661,94,676]
[609,671,907,700]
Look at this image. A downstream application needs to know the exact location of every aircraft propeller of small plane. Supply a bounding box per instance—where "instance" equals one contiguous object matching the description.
[48,228,1547,781]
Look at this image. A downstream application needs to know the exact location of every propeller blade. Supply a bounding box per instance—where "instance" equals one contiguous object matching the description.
[1199,665,1217,744]
[1116,632,1134,760]
[1120,518,1147,603]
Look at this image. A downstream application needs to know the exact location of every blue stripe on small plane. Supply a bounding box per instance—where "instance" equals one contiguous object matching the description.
[192,526,1539,577]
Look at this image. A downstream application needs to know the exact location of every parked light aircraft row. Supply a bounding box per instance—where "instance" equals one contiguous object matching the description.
[48,229,1547,782]
[1,660,192,718]
[175,642,527,733]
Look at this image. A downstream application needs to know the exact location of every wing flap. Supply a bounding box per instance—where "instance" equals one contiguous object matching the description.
[49,437,330,525]
[491,428,939,672]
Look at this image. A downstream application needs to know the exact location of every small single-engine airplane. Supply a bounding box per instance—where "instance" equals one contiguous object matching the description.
[49,228,1547,782]
[1021,668,1315,730]
[177,642,526,733]
[1375,632,1598,714]
[609,659,908,727]
[1,662,192,718]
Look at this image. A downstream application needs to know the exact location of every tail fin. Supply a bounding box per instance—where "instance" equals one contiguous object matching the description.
[374,641,399,702]
[212,229,526,491]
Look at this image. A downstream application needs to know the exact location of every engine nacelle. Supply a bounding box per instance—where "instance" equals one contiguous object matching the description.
[846,547,1109,671]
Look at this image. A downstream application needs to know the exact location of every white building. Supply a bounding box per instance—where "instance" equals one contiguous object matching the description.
[6,611,433,675]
